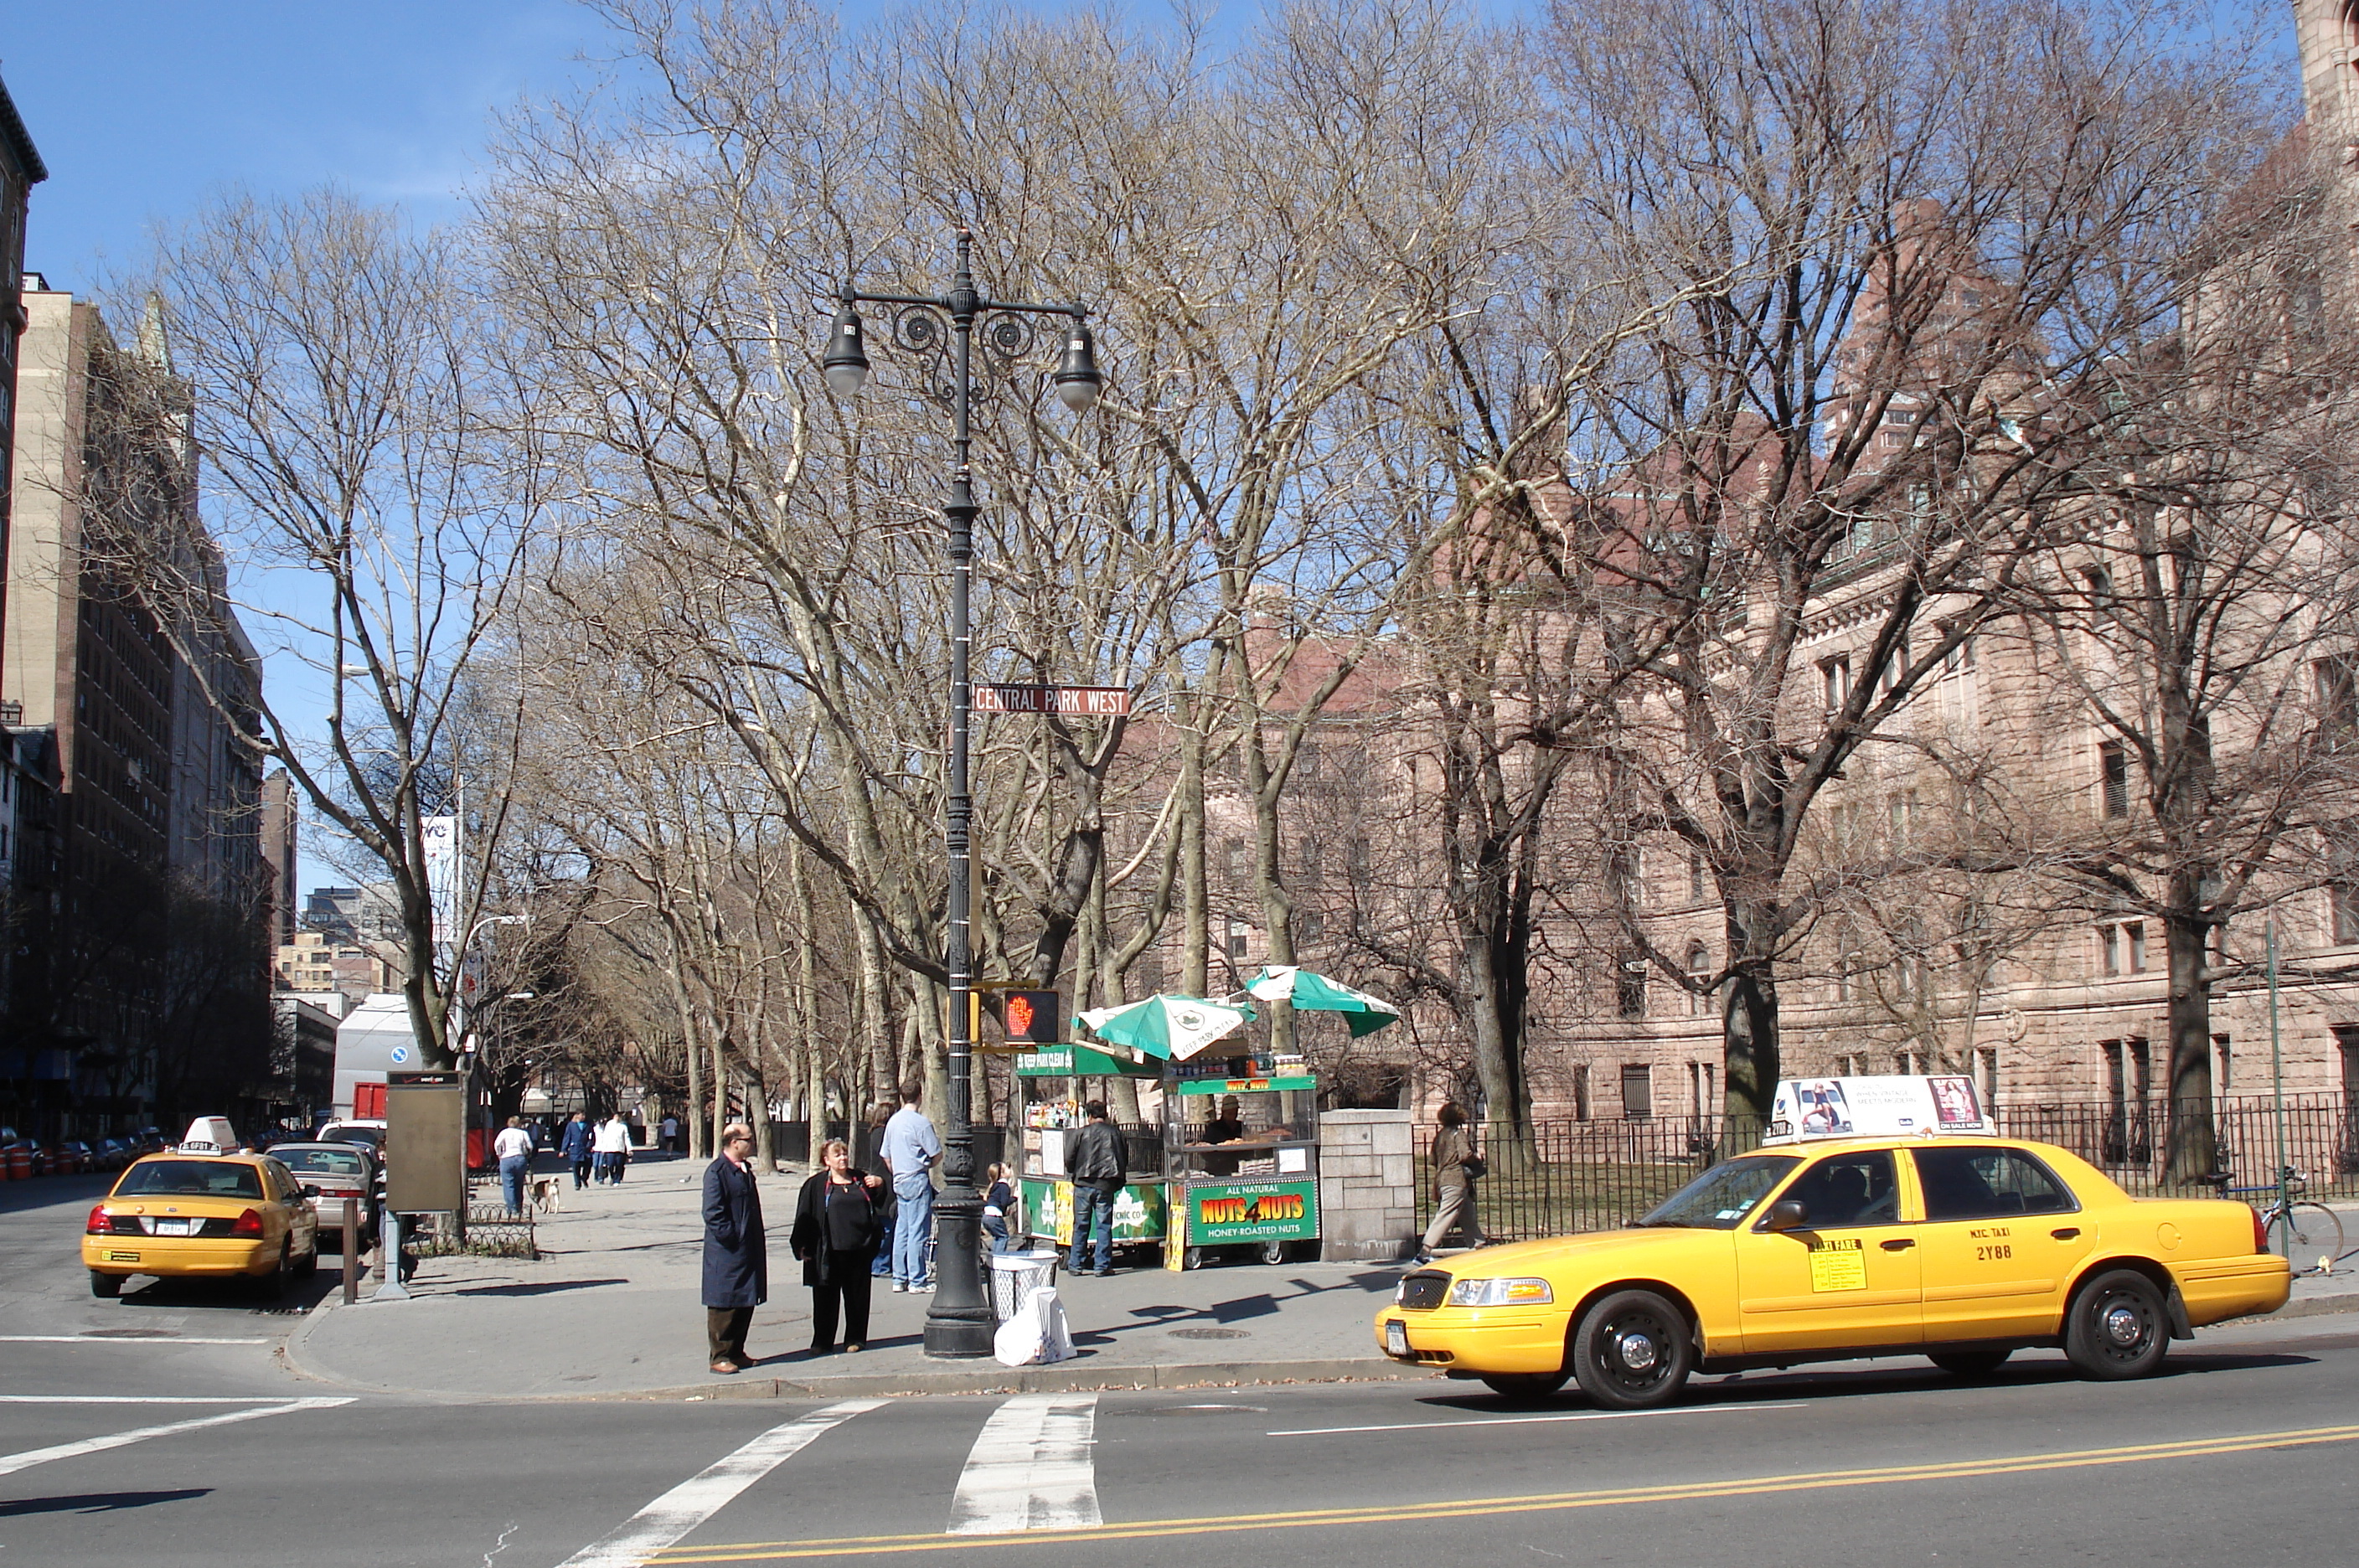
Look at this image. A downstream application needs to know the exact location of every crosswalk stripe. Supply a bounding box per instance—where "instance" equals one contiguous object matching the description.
[945,1393,1102,1536]
[560,1400,886,1568]
[0,1397,354,1478]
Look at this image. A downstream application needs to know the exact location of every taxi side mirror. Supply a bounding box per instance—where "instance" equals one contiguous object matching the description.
[1763,1199,1810,1231]
[301,1184,321,1199]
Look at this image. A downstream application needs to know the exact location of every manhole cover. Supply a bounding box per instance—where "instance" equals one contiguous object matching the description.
[1166,1327,1251,1340]
[81,1328,174,1338]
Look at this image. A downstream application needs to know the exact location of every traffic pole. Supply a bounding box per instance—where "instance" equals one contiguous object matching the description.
[340,1199,359,1304]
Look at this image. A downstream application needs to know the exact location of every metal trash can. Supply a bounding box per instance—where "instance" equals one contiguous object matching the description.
[989,1249,1061,1322]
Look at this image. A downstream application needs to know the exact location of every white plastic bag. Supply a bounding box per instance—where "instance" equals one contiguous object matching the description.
[993,1285,1076,1367]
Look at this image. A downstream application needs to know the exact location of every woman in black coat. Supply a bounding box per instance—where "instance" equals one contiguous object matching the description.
[790,1139,886,1354]
[702,1123,768,1375]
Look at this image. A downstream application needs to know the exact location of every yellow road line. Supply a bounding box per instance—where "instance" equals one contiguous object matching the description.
[648,1421,2359,1563]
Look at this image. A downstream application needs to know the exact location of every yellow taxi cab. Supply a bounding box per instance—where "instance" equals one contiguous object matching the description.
[83,1118,322,1298]
[1375,1075,2291,1406]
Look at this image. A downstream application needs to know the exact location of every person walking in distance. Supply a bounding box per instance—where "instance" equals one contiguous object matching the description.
[1065,1101,1128,1277]
[560,1112,594,1189]
[493,1117,534,1215]
[1415,1103,1484,1266]
[790,1139,886,1355]
[592,1112,628,1184]
[701,1122,769,1375]
[660,1114,680,1154]
[880,1080,941,1292]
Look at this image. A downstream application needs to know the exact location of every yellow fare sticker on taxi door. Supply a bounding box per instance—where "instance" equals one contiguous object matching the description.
[1808,1237,1867,1292]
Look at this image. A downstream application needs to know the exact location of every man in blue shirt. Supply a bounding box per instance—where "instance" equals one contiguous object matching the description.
[880,1078,942,1292]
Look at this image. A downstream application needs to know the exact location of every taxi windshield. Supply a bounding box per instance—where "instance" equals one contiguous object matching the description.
[276,1148,368,1177]
[1638,1153,1800,1230]
[114,1160,264,1200]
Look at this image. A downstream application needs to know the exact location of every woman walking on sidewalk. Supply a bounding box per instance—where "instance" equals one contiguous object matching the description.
[701,1122,769,1375]
[790,1139,886,1355]
[1416,1103,1484,1266]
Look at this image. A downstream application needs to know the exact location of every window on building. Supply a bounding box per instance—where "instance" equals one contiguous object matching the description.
[1821,656,1852,713]
[1685,943,1713,1016]
[2099,742,2131,818]
[2102,1037,2154,1162]
[1687,1060,1716,1117]
[1222,839,1245,880]
[1296,909,1325,945]
[1224,919,1248,961]
[1620,1064,1654,1120]
[1892,1049,1924,1075]
[1616,958,1649,1021]
[2315,653,2356,729]
[1572,1064,1592,1122]
[1838,1053,1866,1076]
[2211,1034,2232,1096]
[1689,854,1708,904]
[2332,885,2359,946]
[2098,920,2147,977]
[1974,1047,1999,1112]
[1348,837,1370,879]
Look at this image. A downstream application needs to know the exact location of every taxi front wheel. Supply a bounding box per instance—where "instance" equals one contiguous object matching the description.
[1572,1288,1693,1410]
[2064,1269,2169,1380]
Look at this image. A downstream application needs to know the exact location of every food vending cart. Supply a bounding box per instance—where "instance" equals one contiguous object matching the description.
[1012,1045,1172,1261]
[1010,1041,1328,1267]
[1164,1049,1322,1267]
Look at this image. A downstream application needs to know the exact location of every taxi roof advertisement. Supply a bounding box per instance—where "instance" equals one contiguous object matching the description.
[1766,1074,1990,1142]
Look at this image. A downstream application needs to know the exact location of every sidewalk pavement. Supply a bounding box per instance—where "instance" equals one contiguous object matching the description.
[284,1153,1418,1403]
[284,1154,2359,1404]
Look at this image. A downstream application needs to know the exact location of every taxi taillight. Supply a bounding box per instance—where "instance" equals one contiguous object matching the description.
[230,1208,266,1238]
[2249,1204,2268,1254]
[85,1204,109,1235]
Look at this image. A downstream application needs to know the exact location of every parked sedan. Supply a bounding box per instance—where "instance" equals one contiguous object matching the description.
[43,1140,94,1175]
[266,1142,381,1247]
[91,1137,135,1172]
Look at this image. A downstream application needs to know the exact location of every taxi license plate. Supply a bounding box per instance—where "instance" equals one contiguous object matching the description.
[106,1251,140,1262]
[154,1219,194,1235]
[1386,1320,1409,1357]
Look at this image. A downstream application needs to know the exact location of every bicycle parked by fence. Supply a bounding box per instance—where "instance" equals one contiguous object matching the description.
[2204,1164,2346,1277]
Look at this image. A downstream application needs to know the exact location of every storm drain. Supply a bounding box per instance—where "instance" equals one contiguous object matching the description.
[1165,1327,1251,1340]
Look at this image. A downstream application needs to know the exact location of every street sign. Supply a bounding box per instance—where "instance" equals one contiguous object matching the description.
[973,683,1132,716]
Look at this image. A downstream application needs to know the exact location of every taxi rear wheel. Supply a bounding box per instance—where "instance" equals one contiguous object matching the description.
[2064,1269,2168,1380]
[257,1242,292,1300]
[1572,1288,1693,1410]
[90,1270,121,1299]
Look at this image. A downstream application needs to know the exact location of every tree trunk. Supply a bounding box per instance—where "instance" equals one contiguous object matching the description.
[1180,701,1210,997]
[2163,898,2218,1185]
[1722,902,1782,1136]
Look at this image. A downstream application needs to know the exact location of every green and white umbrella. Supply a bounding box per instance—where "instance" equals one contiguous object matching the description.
[1246,965,1402,1037]
[1075,993,1255,1061]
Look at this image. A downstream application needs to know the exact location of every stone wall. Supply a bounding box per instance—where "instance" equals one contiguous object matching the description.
[1317,1108,1417,1261]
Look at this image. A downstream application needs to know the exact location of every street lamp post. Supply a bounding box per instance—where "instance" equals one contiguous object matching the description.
[822,228,1100,1357]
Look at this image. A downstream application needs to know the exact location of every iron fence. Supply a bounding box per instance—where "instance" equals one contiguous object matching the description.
[1422,1093,2358,1243]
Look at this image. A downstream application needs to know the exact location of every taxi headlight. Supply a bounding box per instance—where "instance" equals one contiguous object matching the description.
[1446,1277,1553,1307]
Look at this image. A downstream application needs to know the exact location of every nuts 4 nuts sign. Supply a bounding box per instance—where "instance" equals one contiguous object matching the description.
[1189,1179,1318,1244]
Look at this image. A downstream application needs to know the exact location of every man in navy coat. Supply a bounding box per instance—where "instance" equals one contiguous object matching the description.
[702,1122,767,1374]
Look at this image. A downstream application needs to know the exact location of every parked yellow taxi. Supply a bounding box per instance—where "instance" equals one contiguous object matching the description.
[1376,1079,2289,1406]
[84,1143,321,1298]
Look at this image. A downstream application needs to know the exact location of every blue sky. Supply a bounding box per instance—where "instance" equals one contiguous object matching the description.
[3,2,594,291]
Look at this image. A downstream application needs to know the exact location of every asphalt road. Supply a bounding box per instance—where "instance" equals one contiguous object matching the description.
[6,1175,2355,1567]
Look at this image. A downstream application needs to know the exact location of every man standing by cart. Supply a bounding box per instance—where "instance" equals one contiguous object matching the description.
[1066,1101,1127,1277]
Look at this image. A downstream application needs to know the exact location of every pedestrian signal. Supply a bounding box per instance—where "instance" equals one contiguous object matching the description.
[1005,989,1061,1044]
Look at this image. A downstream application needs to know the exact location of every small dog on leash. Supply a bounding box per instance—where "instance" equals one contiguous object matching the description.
[530,1177,563,1214]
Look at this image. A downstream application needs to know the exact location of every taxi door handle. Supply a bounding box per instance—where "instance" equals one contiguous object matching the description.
[2051,1227,2082,1240]
[1880,1238,1916,1251]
